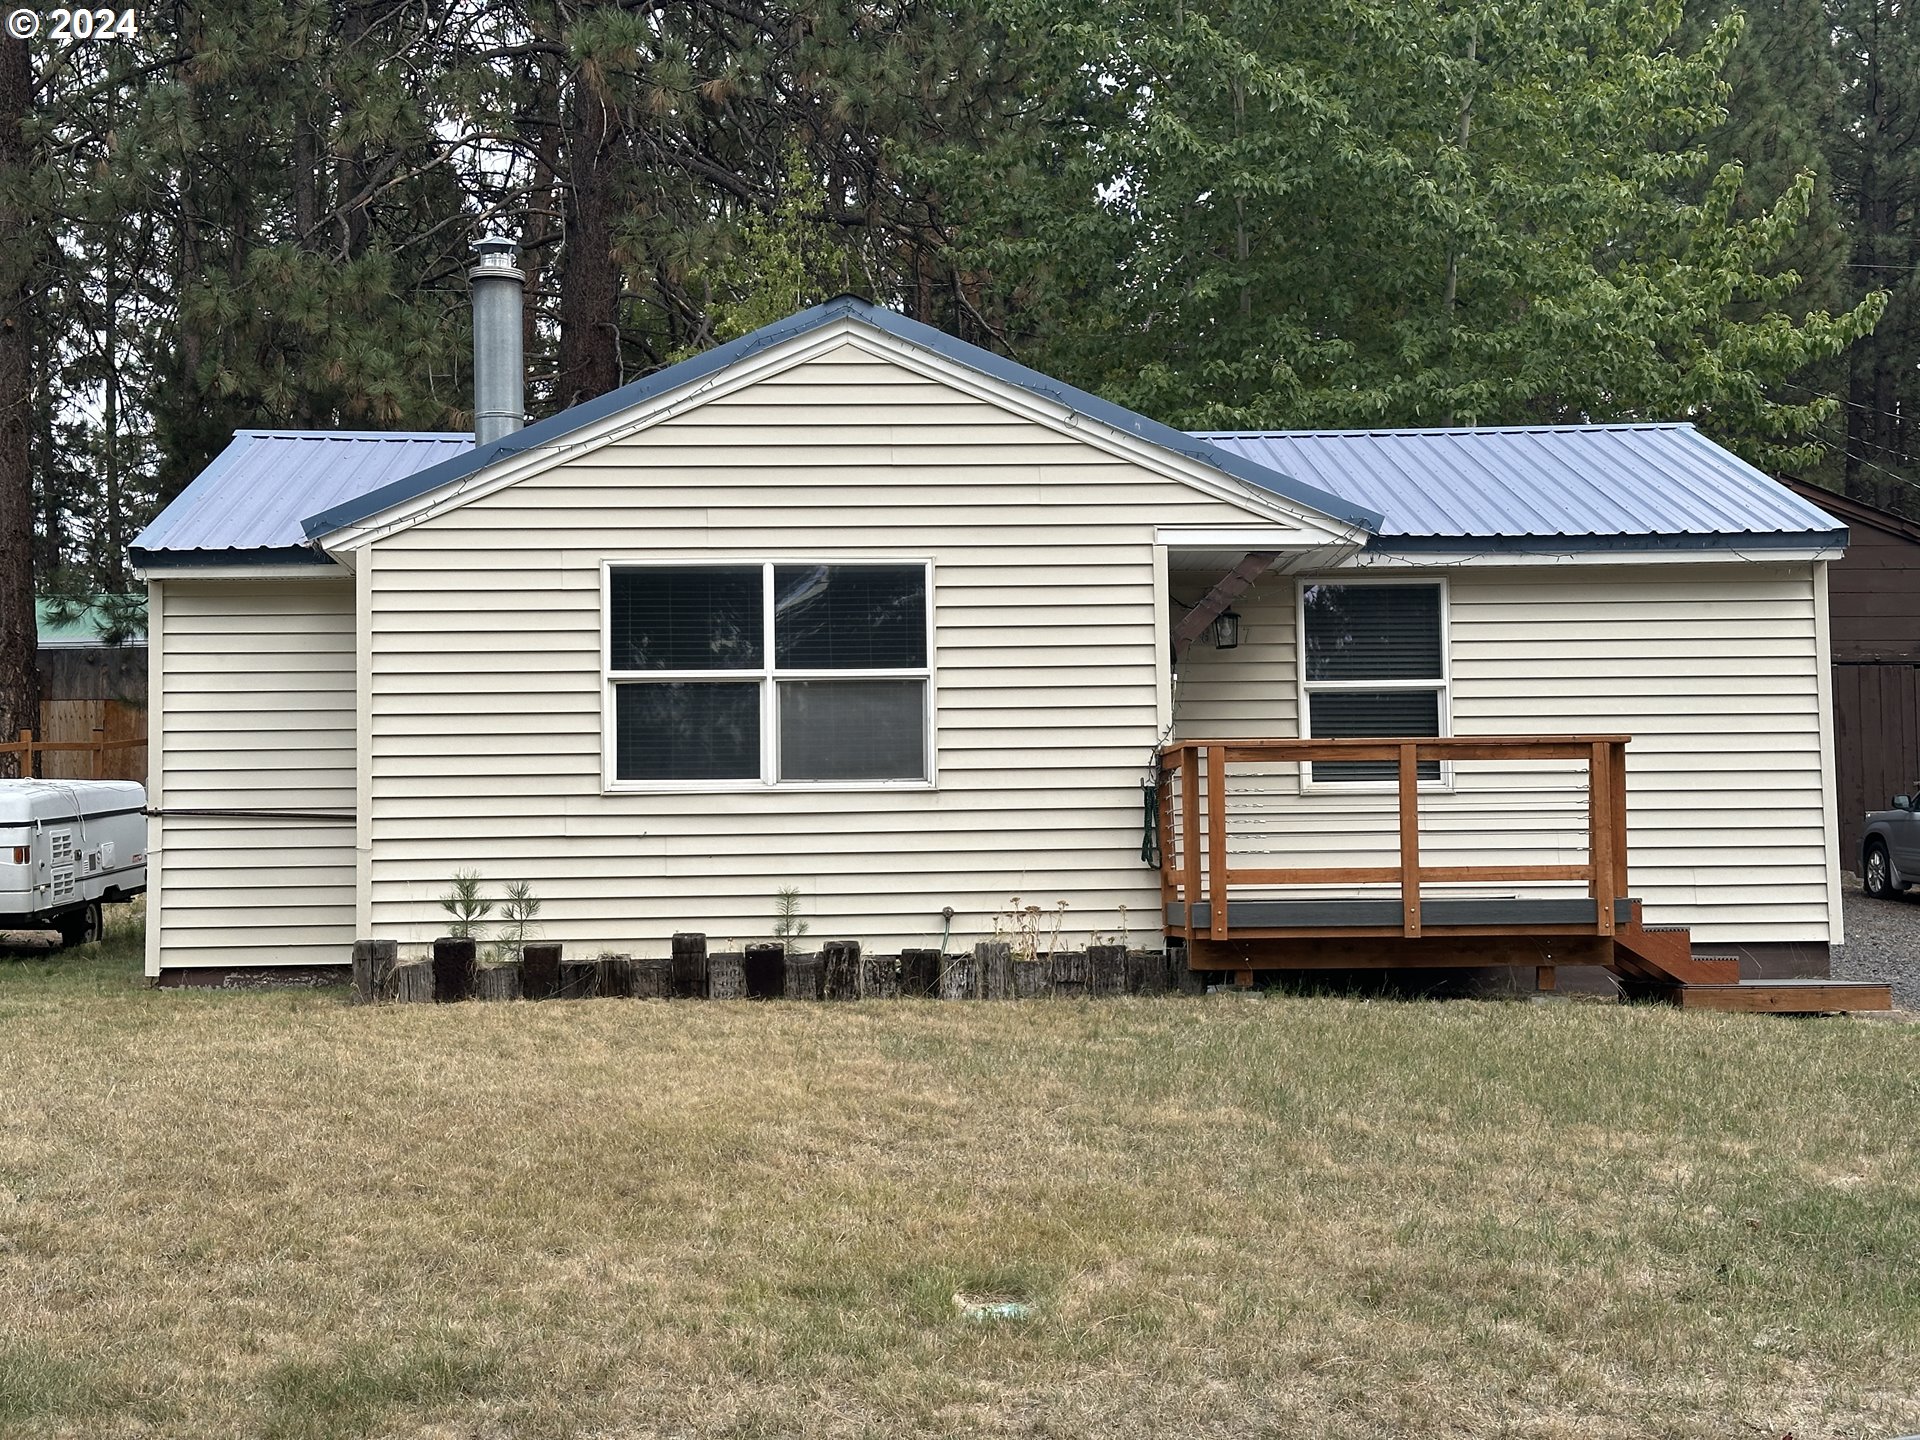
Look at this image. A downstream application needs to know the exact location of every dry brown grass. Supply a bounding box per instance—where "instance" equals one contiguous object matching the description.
[2,919,1917,1438]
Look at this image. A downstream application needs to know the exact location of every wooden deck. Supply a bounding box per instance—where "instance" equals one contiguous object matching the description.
[1156,736,1892,1013]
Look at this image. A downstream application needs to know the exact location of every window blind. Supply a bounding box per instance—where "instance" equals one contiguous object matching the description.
[773,564,927,669]
[615,682,760,780]
[1303,583,1442,681]
[610,566,762,671]
[1308,690,1442,782]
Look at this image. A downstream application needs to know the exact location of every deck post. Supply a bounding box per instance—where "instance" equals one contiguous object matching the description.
[1181,745,1201,946]
[1157,758,1175,917]
[1207,744,1229,940]
[1399,742,1421,937]
[1590,742,1615,936]
[1609,740,1629,898]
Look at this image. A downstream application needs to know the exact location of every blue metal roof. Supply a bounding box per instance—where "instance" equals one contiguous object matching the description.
[299,296,1384,540]
[1195,424,1847,552]
[131,430,472,566]
[132,310,1845,566]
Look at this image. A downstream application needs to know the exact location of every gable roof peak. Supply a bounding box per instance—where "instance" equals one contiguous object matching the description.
[297,298,1384,543]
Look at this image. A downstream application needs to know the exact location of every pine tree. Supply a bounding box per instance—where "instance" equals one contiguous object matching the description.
[1824,0,1920,511]
[116,0,477,503]
[1684,0,1855,496]
[0,33,42,769]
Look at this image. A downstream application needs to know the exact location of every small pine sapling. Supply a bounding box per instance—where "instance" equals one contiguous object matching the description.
[439,870,493,940]
[494,880,542,963]
[773,886,809,955]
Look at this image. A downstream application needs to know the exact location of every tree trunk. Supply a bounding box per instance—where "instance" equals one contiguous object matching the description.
[29,285,58,578]
[0,35,41,775]
[333,2,374,259]
[293,112,323,252]
[101,283,124,591]
[1440,27,1477,427]
[520,69,562,416]
[1845,12,1889,501]
[557,76,623,406]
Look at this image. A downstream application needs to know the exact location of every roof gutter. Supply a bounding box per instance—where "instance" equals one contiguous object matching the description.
[130,545,341,569]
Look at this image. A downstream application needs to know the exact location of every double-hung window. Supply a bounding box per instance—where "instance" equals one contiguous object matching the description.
[1299,579,1449,785]
[605,561,931,788]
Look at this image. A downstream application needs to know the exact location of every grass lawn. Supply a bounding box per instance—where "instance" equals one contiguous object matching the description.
[2,911,1917,1439]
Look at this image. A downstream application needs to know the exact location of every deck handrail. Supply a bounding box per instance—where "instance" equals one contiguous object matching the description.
[1156,735,1632,945]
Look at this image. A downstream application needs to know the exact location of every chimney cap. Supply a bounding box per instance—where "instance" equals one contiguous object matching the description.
[469,233,523,283]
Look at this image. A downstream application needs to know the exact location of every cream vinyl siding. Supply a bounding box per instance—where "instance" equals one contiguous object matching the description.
[1171,562,1834,944]
[360,342,1281,954]
[148,578,356,972]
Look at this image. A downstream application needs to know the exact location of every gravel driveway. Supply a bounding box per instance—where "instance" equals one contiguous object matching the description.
[1832,870,1920,1010]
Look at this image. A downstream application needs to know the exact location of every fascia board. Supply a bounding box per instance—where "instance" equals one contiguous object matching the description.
[129,560,350,581]
[1346,543,1843,568]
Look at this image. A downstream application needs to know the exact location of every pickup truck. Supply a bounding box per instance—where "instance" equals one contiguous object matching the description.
[0,780,147,946]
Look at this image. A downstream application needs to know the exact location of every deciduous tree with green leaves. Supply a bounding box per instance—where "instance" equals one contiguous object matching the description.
[939,0,1884,470]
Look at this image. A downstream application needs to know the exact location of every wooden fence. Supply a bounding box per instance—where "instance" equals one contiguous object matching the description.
[2,726,148,781]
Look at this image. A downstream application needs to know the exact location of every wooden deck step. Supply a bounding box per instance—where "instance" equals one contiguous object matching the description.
[1669,980,1894,1014]
[1609,917,1740,986]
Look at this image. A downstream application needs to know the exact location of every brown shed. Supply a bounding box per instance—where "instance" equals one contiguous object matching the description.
[1783,479,1920,866]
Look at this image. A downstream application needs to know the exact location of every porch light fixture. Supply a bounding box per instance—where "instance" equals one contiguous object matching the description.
[1211,610,1241,649]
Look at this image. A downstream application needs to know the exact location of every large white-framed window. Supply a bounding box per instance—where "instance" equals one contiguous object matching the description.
[601,558,935,792]
[1296,576,1450,788]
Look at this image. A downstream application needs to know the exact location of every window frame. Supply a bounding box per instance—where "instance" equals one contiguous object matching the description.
[1294,575,1452,793]
[600,557,937,794]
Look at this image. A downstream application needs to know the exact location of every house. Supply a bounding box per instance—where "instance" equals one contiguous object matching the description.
[1779,478,1920,866]
[130,266,1860,1000]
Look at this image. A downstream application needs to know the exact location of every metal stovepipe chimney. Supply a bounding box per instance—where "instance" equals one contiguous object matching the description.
[469,235,525,446]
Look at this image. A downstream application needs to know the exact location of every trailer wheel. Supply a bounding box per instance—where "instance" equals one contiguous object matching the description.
[55,901,104,949]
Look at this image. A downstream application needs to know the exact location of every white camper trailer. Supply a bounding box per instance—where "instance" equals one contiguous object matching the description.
[0,780,147,946]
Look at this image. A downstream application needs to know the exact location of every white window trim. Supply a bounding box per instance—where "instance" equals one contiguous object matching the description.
[1295,574,1452,794]
[600,557,938,794]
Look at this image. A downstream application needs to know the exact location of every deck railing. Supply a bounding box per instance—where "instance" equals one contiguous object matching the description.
[1157,735,1631,943]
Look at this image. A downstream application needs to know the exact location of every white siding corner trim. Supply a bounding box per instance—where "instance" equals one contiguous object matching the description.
[143,577,165,978]
[1814,559,1844,945]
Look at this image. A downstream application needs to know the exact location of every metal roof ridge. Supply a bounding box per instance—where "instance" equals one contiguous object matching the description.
[237,428,474,441]
[1192,421,1693,439]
